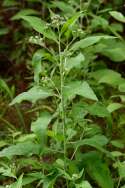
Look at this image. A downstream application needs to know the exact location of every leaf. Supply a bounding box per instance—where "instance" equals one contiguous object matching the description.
[91,69,123,87]
[2,0,19,6]
[111,140,124,149]
[111,151,124,157]
[10,86,53,105]
[0,79,13,99]
[52,1,75,15]
[114,161,125,179]
[64,53,85,72]
[86,102,110,117]
[75,181,92,188]
[0,167,16,179]
[32,49,43,84]
[119,83,125,92]
[61,12,83,34]
[31,112,52,145]
[0,28,9,35]
[107,103,124,113]
[79,152,114,188]
[20,16,57,42]
[0,141,40,157]
[64,81,98,102]
[70,35,114,51]
[73,135,108,152]
[95,40,125,62]
[110,11,125,23]
[11,9,39,20]
[11,174,23,188]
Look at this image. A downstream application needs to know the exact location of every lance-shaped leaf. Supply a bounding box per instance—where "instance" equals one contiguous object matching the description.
[0,141,40,157]
[32,49,43,84]
[11,9,39,20]
[31,112,52,145]
[61,12,83,34]
[10,86,53,105]
[73,135,108,151]
[109,11,125,23]
[20,16,57,42]
[64,81,98,101]
[70,35,114,51]
[79,152,114,188]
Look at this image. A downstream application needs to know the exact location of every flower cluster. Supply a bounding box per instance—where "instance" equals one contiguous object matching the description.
[51,14,65,27]
[29,36,44,46]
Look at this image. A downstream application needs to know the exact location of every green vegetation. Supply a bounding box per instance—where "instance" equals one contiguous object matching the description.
[1,0,125,187]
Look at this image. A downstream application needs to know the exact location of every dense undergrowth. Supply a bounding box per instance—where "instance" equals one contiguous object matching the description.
[1,0,125,187]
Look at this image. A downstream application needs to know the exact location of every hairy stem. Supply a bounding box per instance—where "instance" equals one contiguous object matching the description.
[58,28,67,178]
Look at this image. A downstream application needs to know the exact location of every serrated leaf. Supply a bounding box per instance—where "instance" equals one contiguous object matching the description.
[0,141,40,157]
[10,86,53,105]
[70,35,114,51]
[20,16,57,42]
[11,9,39,20]
[64,81,98,102]
[110,11,125,23]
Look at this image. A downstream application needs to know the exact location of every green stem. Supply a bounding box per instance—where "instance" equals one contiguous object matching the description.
[58,28,67,181]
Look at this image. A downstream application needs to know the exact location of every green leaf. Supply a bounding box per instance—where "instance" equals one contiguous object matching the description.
[91,69,123,87]
[0,79,13,99]
[11,9,39,20]
[10,86,53,105]
[20,16,57,42]
[86,102,110,117]
[2,0,18,6]
[64,81,98,102]
[31,112,52,145]
[0,141,40,157]
[73,135,108,152]
[79,152,114,188]
[52,1,75,15]
[110,11,125,23]
[119,83,125,92]
[114,161,125,179]
[61,12,83,34]
[107,103,124,113]
[0,28,9,35]
[32,49,43,84]
[95,40,125,62]
[111,140,124,149]
[64,53,85,72]
[75,181,92,188]
[0,167,16,179]
[11,174,23,188]
[70,35,114,51]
